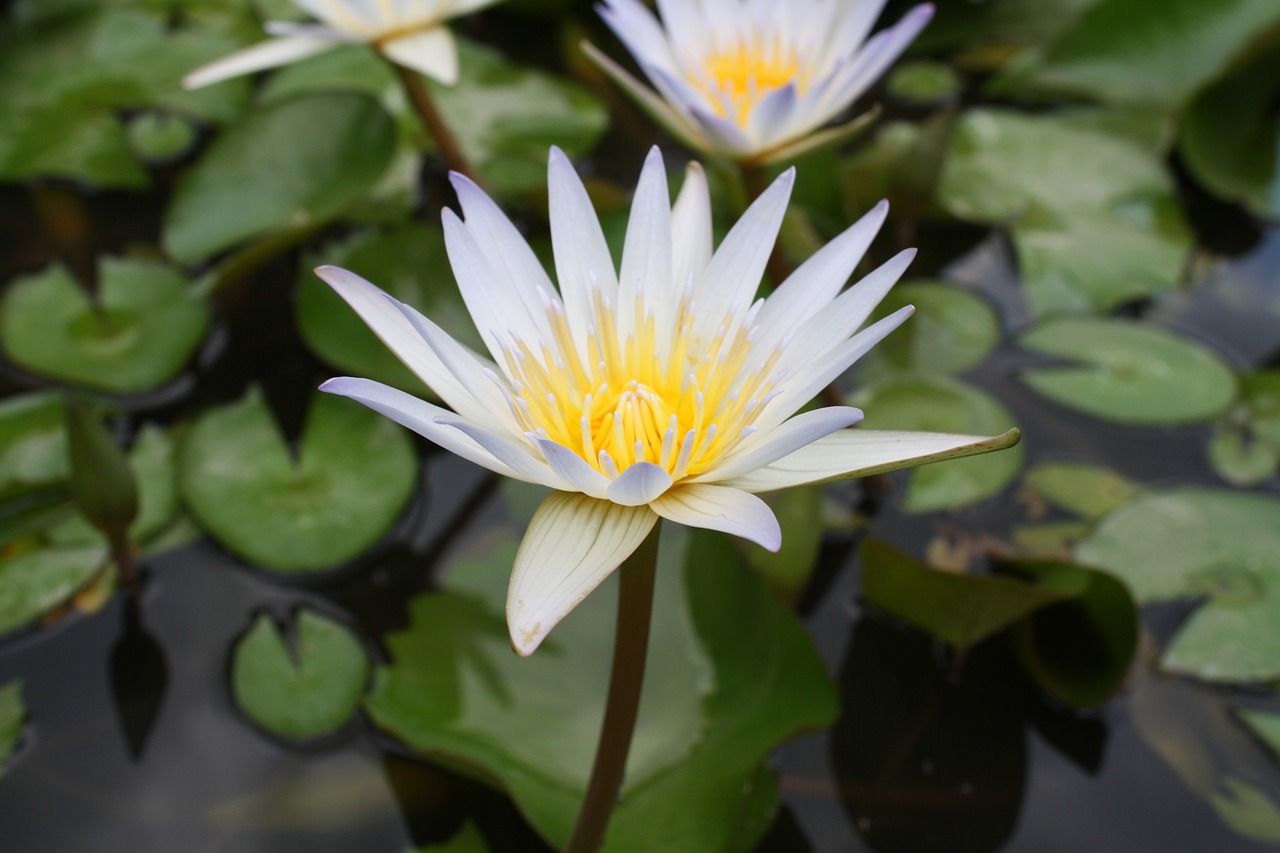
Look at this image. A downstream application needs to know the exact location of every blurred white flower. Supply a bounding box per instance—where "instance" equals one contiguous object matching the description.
[585,0,934,163]
[183,0,502,89]
[317,146,1017,655]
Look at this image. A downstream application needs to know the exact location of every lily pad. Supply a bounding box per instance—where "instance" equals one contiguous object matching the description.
[232,610,370,740]
[855,281,1001,380]
[1076,488,1280,682]
[297,223,482,399]
[0,392,69,502]
[179,388,417,572]
[1019,318,1238,425]
[938,109,1190,316]
[743,485,823,605]
[1238,708,1280,761]
[1207,427,1277,487]
[413,821,490,853]
[851,375,1023,513]
[164,92,397,263]
[0,258,210,394]
[0,545,105,637]
[365,528,837,851]
[0,680,24,778]
[1024,461,1140,519]
[1241,370,1280,448]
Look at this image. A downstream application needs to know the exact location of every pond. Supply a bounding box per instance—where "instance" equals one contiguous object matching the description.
[1,0,1279,851]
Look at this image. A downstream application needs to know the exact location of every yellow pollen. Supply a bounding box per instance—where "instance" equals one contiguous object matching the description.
[699,38,807,126]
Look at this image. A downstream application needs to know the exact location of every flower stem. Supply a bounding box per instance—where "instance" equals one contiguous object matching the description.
[566,522,662,853]
[389,60,483,187]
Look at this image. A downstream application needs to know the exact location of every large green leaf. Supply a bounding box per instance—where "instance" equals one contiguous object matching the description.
[1007,0,1280,109]
[0,259,209,394]
[855,281,1000,381]
[1018,318,1238,425]
[0,680,24,779]
[261,39,609,194]
[297,223,482,399]
[365,528,837,851]
[938,109,1190,316]
[0,545,105,637]
[179,388,417,572]
[850,375,1023,513]
[232,610,370,740]
[1077,488,1280,682]
[163,92,396,263]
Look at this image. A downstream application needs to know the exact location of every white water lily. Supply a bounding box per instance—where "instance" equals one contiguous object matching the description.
[183,0,502,89]
[318,146,1017,655]
[585,0,934,164]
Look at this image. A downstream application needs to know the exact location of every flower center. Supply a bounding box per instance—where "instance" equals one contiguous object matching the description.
[699,40,807,126]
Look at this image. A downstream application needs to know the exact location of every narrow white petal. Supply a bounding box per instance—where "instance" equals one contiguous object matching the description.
[694,406,863,483]
[581,43,710,154]
[617,147,673,336]
[687,101,758,158]
[650,484,781,551]
[670,160,713,292]
[721,427,1023,493]
[436,416,567,490]
[548,147,619,355]
[535,439,612,499]
[607,461,674,506]
[379,26,459,84]
[182,35,336,89]
[319,377,524,480]
[597,0,681,77]
[508,493,658,655]
[746,83,801,149]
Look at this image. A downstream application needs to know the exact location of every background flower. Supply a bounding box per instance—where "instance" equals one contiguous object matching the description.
[318,146,1016,655]
[585,0,935,163]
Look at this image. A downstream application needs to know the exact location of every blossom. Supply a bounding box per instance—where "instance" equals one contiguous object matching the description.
[585,0,934,164]
[183,0,502,89]
[317,146,1018,655]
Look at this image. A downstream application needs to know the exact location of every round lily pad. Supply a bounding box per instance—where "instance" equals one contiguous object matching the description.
[297,224,482,399]
[179,388,417,572]
[1024,461,1140,520]
[856,280,1000,380]
[851,375,1023,513]
[163,92,397,263]
[0,258,209,394]
[0,545,105,637]
[0,392,68,502]
[1076,488,1280,682]
[232,609,370,740]
[1018,318,1238,425]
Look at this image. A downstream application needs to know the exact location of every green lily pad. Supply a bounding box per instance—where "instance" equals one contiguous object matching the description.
[261,39,608,194]
[1024,461,1140,519]
[1242,370,1280,448]
[1007,0,1280,109]
[297,223,482,399]
[0,258,210,394]
[886,61,962,106]
[938,109,1190,316]
[164,92,396,263]
[0,392,69,502]
[850,375,1023,513]
[232,609,370,740]
[179,388,417,572]
[855,281,1000,380]
[126,111,199,165]
[412,821,490,853]
[1018,318,1238,425]
[0,680,24,778]
[743,485,823,605]
[0,545,105,637]
[1076,488,1280,682]
[365,528,837,851]
[1238,707,1280,761]
[1207,427,1277,487]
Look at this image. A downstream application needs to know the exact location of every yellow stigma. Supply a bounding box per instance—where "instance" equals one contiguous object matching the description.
[698,37,807,126]
[495,281,779,482]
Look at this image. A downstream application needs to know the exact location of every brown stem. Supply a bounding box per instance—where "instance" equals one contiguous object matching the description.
[566,523,662,853]
[389,60,483,187]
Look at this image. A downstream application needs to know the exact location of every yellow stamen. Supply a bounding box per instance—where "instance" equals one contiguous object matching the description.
[697,36,808,127]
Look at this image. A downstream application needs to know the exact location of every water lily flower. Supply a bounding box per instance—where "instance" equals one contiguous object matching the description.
[317,146,1017,655]
[585,0,934,164]
[183,0,502,89]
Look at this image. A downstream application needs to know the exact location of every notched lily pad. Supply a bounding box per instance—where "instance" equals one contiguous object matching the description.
[179,388,417,572]
[0,258,209,394]
[0,679,24,778]
[164,92,397,263]
[1019,318,1238,425]
[851,375,1023,513]
[1077,488,1280,682]
[232,609,370,740]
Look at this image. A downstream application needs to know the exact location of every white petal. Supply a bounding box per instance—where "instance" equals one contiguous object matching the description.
[746,82,801,149]
[694,406,863,483]
[379,26,459,84]
[182,35,336,89]
[534,439,612,499]
[721,427,1023,493]
[650,484,781,551]
[687,101,758,157]
[617,147,673,337]
[548,147,619,357]
[508,493,658,655]
[597,0,681,77]
[320,376,524,480]
[436,416,567,490]
[607,462,674,506]
[670,160,713,293]
[580,43,709,154]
